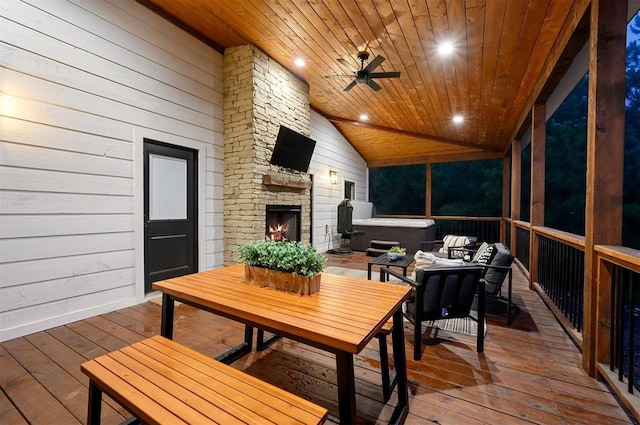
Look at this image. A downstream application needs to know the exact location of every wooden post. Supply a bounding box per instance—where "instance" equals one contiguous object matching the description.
[502,156,511,244]
[530,103,546,288]
[583,0,626,377]
[510,139,521,253]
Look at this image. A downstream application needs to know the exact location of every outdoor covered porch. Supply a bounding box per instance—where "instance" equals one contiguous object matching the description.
[2,1,639,423]
[1,253,632,424]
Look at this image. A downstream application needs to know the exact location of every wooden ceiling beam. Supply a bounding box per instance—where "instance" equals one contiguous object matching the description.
[321,112,502,153]
[367,150,504,168]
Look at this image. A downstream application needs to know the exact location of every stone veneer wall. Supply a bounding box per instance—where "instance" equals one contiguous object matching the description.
[223,44,312,264]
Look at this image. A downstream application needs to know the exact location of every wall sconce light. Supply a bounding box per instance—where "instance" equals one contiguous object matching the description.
[329,170,338,185]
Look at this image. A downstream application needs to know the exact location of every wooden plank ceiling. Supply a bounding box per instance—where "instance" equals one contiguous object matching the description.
[143,0,587,167]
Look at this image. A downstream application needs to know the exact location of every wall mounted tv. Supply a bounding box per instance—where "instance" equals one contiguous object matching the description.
[269,125,316,172]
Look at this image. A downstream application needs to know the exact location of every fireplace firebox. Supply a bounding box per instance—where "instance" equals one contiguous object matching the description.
[265,205,301,241]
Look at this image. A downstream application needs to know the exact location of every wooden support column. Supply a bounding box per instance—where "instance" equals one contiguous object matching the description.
[425,163,432,218]
[583,0,626,377]
[530,103,546,288]
[510,139,521,252]
[502,156,511,243]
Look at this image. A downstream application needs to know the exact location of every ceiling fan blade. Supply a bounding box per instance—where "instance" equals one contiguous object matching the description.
[325,74,356,79]
[337,58,357,71]
[363,55,385,73]
[367,79,382,91]
[344,80,358,91]
[370,71,401,79]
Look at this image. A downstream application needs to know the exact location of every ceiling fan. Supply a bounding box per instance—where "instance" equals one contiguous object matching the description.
[326,51,401,91]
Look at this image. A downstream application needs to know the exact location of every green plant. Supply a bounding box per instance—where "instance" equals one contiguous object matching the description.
[389,246,406,254]
[237,240,326,276]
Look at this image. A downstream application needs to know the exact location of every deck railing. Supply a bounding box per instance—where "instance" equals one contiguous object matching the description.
[611,264,640,394]
[504,220,511,251]
[513,221,530,270]
[595,246,640,409]
[429,215,639,407]
[432,216,501,243]
[535,227,585,333]
[499,219,640,417]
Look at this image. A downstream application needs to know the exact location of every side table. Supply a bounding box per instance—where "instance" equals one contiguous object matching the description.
[367,253,414,280]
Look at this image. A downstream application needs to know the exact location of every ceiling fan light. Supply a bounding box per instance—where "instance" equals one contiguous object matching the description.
[438,42,454,55]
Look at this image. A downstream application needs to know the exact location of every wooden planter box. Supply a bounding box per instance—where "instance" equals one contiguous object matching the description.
[244,265,321,295]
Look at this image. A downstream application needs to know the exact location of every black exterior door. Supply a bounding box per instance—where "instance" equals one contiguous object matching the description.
[144,139,197,293]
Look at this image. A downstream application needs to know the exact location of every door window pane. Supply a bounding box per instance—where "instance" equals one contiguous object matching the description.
[149,154,187,220]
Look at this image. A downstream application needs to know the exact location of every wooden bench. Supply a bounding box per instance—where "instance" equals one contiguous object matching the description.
[81,335,328,424]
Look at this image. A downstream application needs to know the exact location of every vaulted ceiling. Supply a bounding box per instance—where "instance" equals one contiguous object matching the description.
[143,0,590,167]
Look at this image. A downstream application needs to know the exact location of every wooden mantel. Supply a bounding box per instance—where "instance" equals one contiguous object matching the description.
[262,173,311,190]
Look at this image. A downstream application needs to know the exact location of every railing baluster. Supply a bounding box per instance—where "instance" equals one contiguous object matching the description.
[618,266,625,383]
[610,266,617,373]
[628,270,635,394]
[562,244,569,317]
[569,247,575,325]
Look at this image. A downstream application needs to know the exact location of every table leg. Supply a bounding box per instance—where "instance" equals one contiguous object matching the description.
[256,329,282,351]
[87,380,102,425]
[216,325,254,365]
[389,308,409,425]
[367,263,373,280]
[335,351,357,424]
[160,293,175,339]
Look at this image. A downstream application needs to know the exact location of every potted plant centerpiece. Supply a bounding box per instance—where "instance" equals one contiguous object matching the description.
[388,246,407,261]
[237,240,326,295]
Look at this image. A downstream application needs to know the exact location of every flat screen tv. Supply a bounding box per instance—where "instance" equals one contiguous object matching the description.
[269,125,316,172]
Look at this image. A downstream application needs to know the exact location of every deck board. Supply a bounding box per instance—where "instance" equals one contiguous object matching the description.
[0,252,633,424]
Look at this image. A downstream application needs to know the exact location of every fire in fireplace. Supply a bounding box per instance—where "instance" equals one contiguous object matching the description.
[265,205,301,241]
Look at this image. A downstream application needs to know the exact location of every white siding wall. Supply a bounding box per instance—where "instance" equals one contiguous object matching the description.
[0,0,224,341]
[309,110,367,252]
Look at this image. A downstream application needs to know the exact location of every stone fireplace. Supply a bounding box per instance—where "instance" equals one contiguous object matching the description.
[223,44,312,264]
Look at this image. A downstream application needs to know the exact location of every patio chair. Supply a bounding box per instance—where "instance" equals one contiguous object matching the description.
[454,241,518,325]
[381,265,485,360]
[473,242,518,325]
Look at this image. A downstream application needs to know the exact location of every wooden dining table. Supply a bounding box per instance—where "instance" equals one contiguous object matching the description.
[153,264,412,424]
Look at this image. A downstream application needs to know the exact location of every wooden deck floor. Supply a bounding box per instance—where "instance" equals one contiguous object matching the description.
[0,252,634,424]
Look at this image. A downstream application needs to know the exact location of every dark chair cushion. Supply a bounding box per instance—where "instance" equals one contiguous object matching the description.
[407,267,482,321]
[483,243,513,294]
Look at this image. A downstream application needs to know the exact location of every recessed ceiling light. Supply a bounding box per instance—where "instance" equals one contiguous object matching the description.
[438,42,454,55]
[453,115,464,124]
[359,114,368,121]
[294,57,306,67]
